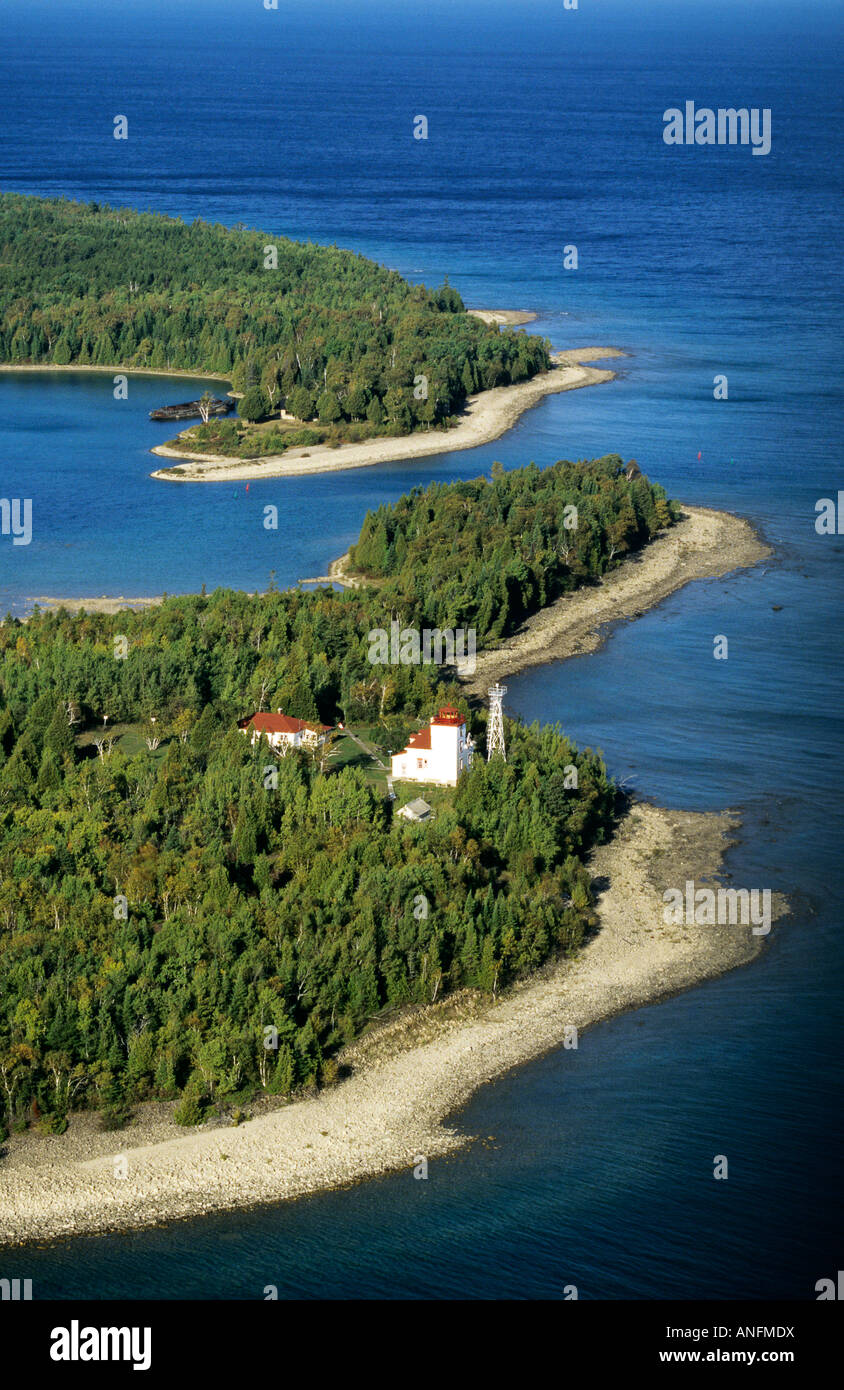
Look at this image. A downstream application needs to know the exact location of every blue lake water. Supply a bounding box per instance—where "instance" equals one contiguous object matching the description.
[0,0,842,1298]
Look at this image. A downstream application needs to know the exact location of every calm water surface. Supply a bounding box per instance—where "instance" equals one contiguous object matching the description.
[0,0,841,1298]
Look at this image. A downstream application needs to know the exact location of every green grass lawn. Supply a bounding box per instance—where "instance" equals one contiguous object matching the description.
[75,720,451,806]
[390,782,456,815]
[75,721,169,761]
[331,730,455,811]
[328,732,369,772]
[327,730,390,793]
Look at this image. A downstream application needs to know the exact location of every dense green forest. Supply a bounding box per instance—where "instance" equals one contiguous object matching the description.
[0,585,613,1137]
[0,192,551,436]
[351,454,681,640]
[0,456,674,1136]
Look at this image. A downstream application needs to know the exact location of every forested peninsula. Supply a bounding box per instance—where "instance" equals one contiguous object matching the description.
[0,192,550,454]
[350,456,678,640]
[0,458,673,1140]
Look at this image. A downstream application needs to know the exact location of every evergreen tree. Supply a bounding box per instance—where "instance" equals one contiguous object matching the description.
[238,386,270,422]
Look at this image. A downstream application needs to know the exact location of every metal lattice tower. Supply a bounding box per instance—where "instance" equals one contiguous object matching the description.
[487,683,507,762]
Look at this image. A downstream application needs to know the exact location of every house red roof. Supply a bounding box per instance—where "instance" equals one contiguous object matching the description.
[240,711,330,735]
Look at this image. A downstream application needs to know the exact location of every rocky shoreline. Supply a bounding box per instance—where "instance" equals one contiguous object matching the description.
[463,504,771,694]
[0,505,777,1247]
[0,801,782,1248]
[326,503,771,695]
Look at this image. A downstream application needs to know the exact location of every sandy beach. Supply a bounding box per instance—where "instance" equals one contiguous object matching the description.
[0,800,781,1247]
[25,595,165,617]
[22,505,770,654]
[0,363,231,383]
[462,504,771,694]
[148,348,624,482]
[466,309,538,326]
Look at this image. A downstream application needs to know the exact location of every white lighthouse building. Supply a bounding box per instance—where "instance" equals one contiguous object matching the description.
[391,705,473,787]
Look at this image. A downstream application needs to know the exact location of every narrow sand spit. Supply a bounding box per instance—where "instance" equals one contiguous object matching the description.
[25,595,164,617]
[0,802,782,1246]
[463,505,770,694]
[148,348,624,482]
[467,309,538,326]
[20,506,770,670]
[325,503,771,695]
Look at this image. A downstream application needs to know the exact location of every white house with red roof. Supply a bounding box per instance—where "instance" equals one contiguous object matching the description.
[391,705,473,787]
[238,710,331,755]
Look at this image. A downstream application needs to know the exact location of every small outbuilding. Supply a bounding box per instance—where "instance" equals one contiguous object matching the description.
[397,797,433,823]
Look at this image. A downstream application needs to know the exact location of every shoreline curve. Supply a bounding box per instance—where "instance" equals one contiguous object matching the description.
[326,503,772,694]
[0,506,778,1247]
[0,801,782,1248]
[148,348,625,483]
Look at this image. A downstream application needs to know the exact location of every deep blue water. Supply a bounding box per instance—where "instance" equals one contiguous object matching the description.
[0,0,842,1299]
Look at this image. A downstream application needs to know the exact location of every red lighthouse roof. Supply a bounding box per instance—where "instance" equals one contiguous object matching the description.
[432,705,463,726]
[406,727,432,750]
